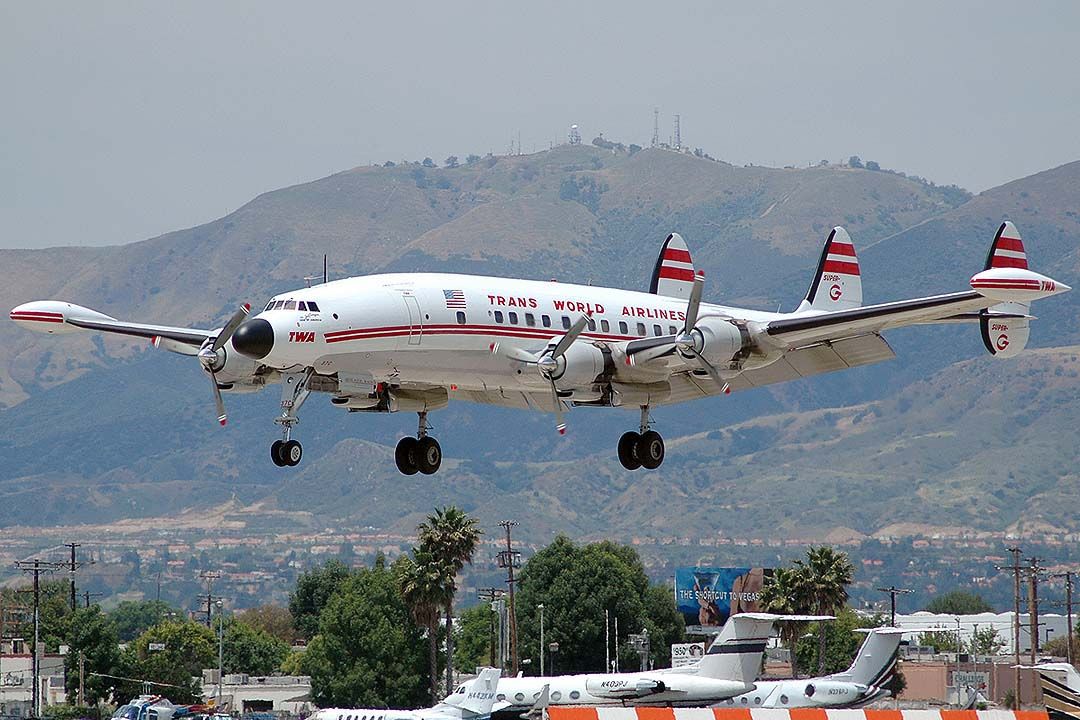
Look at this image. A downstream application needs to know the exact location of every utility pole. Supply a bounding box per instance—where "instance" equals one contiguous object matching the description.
[200,570,222,627]
[1050,571,1076,666]
[64,543,82,612]
[1029,557,1043,661]
[78,651,85,706]
[997,546,1023,705]
[876,585,915,626]
[16,559,63,718]
[605,609,611,672]
[82,590,103,608]
[477,588,504,668]
[497,521,521,674]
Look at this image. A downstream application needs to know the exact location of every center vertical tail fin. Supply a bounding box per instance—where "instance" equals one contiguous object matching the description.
[798,227,862,312]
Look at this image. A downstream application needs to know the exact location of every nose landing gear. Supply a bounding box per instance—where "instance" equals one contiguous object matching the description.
[271,369,313,467]
[617,405,665,470]
[395,411,443,475]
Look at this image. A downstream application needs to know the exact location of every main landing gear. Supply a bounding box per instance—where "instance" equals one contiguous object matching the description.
[395,411,443,476]
[618,405,665,470]
[271,369,313,467]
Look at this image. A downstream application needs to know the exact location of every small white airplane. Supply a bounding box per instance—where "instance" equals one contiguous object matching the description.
[716,626,904,709]
[311,667,500,720]
[1027,663,1080,720]
[475,613,828,711]
[10,221,1069,474]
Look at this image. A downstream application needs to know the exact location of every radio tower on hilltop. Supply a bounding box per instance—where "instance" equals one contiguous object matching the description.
[673,114,681,151]
[651,107,660,147]
[568,124,581,145]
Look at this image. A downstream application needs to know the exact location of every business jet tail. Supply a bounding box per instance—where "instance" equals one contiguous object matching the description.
[827,627,903,688]
[697,613,832,684]
[437,667,501,717]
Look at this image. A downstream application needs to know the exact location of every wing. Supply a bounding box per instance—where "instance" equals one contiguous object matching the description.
[10,300,213,350]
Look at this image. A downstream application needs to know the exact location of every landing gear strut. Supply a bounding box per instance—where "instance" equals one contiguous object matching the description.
[271,369,313,467]
[617,405,665,470]
[395,411,443,475]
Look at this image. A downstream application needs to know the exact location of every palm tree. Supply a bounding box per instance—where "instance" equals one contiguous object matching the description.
[417,507,483,695]
[398,548,453,703]
[794,546,854,673]
[759,566,812,667]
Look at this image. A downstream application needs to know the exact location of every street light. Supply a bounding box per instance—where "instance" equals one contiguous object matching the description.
[538,604,545,676]
[548,642,559,676]
[215,599,224,708]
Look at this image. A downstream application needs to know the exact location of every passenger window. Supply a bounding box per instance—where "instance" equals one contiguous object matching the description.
[551,691,562,701]
[456,311,466,325]
[525,313,536,327]
[494,311,504,323]
[637,322,646,336]
[542,315,551,328]
[299,302,308,311]
[569,691,580,700]
[308,301,320,311]
[562,316,571,330]
[587,318,596,331]
[669,325,677,335]
[619,321,628,335]
[509,312,518,325]
[601,319,610,332]
[284,300,296,310]
[653,324,662,336]
[514,694,525,702]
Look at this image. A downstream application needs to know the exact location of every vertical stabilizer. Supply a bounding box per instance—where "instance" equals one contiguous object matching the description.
[798,227,862,312]
[697,613,781,683]
[826,627,903,687]
[979,221,1031,358]
[650,233,697,300]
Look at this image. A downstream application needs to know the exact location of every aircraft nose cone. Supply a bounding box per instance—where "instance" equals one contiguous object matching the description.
[232,318,274,359]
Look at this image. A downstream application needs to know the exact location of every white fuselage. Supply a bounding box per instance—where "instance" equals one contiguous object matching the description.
[253,272,782,391]
[716,677,883,709]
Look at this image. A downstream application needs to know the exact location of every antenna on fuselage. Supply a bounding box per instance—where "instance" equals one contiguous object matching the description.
[303,255,330,288]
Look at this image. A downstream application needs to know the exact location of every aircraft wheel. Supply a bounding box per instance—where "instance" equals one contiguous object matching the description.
[395,436,420,475]
[281,439,303,467]
[416,436,442,475]
[271,440,286,467]
[638,430,665,469]
[618,431,642,470]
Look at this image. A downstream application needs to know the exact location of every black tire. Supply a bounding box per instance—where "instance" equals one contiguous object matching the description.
[618,431,642,470]
[395,436,419,475]
[282,439,303,466]
[638,430,665,469]
[270,440,285,467]
[416,436,442,475]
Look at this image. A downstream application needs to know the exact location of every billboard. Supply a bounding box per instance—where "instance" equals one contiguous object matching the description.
[670,642,706,668]
[675,566,771,634]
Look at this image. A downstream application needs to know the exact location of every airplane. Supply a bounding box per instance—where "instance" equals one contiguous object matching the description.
[475,613,828,712]
[311,667,501,720]
[10,221,1069,475]
[714,626,904,709]
[1026,663,1080,720]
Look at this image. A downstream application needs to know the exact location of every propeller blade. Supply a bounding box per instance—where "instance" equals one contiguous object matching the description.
[551,315,590,359]
[688,347,725,386]
[684,273,704,334]
[212,303,252,352]
[490,342,540,364]
[548,378,567,436]
[209,371,227,426]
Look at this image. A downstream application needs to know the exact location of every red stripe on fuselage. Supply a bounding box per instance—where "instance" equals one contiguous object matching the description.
[324,323,644,345]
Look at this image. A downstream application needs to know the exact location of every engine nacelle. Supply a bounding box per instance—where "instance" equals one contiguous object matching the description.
[690,316,751,368]
[202,340,261,387]
[522,342,607,388]
[584,676,666,699]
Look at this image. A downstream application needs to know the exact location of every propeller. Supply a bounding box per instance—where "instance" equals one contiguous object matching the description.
[197,303,250,426]
[491,315,589,434]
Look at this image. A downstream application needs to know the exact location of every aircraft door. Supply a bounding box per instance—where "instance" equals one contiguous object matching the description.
[400,291,423,345]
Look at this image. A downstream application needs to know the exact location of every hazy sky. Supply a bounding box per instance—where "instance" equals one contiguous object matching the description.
[3,2,1079,249]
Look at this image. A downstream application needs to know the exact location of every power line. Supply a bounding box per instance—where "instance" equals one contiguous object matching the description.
[496,521,521,675]
[876,585,915,626]
[1048,570,1076,665]
[995,545,1024,704]
[15,559,64,718]
[199,571,222,628]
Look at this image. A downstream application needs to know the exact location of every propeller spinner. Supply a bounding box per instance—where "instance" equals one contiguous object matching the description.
[197,303,251,425]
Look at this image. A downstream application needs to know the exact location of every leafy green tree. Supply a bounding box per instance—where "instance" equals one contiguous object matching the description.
[924,590,993,615]
[795,546,854,673]
[465,154,481,166]
[454,604,495,672]
[794,608,880,675]
[422,157,435,168]
[417,506,482,694]
[220,618,291,675]
[641,583,685,669]
[968,625,1005,655]
[848,155,864,169]
[108,600,176,642]
[917,628,962,653]
[759,566,813,659]
[116,620,216,703]
[61,606,121,705]
[397,549,452,702]
[444,156,459,168]
[290,559,354,639]
[516,536,677,674]
[236,604,298,645]
[303,558,429,708]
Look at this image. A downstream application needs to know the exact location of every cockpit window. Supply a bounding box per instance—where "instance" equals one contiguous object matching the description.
[272,301,283,310]
[308,301,320,312]
[284,300,297,310]
[299,302,308,311]
[264,302,274,311]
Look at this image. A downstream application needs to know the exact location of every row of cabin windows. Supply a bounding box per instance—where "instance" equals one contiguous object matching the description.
[488,311,677,337]
[264,300,321,312]
[497,690,579,702]
[336,715,384,720]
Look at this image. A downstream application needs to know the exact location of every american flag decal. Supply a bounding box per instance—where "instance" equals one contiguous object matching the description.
[443,289,466,308]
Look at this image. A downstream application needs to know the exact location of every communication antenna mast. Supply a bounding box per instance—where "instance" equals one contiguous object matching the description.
[651,107,660,148]
[673,114,681,151]
[568,124,581,146]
